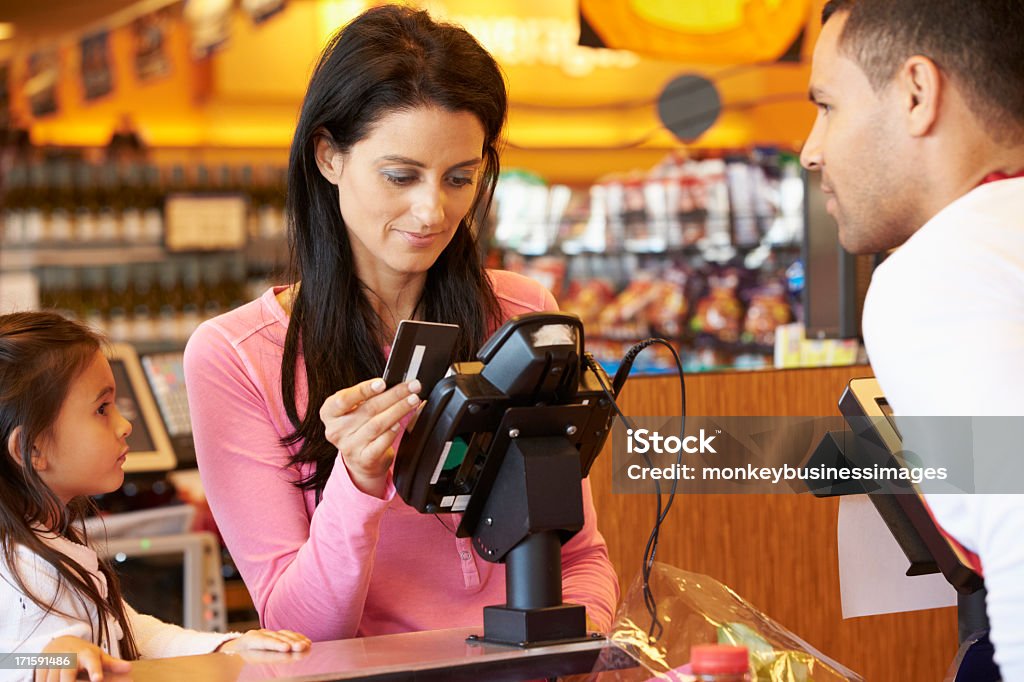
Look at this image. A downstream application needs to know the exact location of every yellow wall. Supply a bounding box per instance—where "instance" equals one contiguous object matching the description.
[12,0,823,183]
[13,11,211,147]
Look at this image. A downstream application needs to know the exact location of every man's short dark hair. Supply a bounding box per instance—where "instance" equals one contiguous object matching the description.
[821,0,1024,143]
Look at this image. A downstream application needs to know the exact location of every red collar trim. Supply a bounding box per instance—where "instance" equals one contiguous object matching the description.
[980,170,1024,185]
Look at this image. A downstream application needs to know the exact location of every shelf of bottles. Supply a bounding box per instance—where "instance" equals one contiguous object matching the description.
[0,154,289,349]
[490,149,806,374]
[2,147,807,369]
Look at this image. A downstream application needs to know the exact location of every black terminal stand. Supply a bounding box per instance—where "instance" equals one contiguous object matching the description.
[805,378,988,644]
[472,434,587,646]
[394,313,616,648]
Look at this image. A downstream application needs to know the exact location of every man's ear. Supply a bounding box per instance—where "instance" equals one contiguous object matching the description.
[313,130,344,185]
[897,55,942,137]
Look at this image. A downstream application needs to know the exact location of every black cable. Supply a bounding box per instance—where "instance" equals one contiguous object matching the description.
[586,338,686,642]
[585,353,662,637]
[432,512,456,535]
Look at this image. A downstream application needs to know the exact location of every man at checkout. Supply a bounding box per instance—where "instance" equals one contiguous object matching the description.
[800,0,1024,677]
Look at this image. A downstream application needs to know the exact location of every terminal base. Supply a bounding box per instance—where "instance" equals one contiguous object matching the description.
[473,603,588,648]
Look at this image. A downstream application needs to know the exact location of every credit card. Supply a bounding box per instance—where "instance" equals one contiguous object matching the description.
[382,320,460,398]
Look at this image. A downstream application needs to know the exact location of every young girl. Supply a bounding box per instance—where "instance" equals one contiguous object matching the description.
[0,312,310,682]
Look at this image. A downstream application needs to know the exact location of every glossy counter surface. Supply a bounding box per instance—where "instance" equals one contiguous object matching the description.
[105,627,610,681]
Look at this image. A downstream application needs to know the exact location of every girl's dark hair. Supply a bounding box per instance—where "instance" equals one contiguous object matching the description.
[282,5,505,497]
[0,311,139,659]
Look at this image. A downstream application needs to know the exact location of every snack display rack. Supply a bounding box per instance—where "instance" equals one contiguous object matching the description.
[491,149,806,373]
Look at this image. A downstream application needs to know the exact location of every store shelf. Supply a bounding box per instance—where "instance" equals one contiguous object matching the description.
[510,241,802,258]
[1,245,168,269]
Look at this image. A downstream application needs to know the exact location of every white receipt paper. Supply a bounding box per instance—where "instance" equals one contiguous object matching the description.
[837,495,956,618]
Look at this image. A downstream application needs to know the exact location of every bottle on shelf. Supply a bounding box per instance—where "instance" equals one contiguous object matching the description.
[2,163,29,246]
[179,256,204,339]
[256,165,287,240]
[129,262,158,341]
[156,259,184,342]
[96,162,122,244]
[141,164,164,244]
[120,162,145,244]
[60,268,83,320]
[238,164,253,191]
[24,162,48,245]
[195,163,210,193]
[107,264,131,342]
[224,253,248,311]
[80,266,110,333]
[49,161,75,244]
[215,164,234,193]
[200,254,224,319]
[39,266,80,320]
[167,163,188,193]
[73,162,100,244]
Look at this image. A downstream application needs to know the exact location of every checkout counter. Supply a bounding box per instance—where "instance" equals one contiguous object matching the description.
[104,627,611,682]
[93,318,623,681]
[99,331,957,681]
[588,365,959,682]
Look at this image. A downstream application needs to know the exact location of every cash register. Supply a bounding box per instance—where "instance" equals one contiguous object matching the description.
[807,377,996,681]
[88,343,226,632]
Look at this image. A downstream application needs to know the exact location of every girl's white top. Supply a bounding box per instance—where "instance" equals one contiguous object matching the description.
[0,527,237,681]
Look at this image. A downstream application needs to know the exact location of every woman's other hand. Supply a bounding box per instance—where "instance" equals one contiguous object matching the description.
[37,635,131,682]
[217,628,311,654]
[319,377,421,497]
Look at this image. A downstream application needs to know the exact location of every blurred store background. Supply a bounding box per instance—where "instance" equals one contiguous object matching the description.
[0,0,867,375]
[1,10,962,682]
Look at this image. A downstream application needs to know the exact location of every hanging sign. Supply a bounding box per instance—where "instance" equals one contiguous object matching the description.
[242,0,287,25]
[25,48,60,117]
[80,31,114,100]
[184,0,234,59]
[132,9,173,82]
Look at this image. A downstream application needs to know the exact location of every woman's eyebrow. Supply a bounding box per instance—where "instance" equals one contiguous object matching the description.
[376,155,481,170]
[377,155,426,167]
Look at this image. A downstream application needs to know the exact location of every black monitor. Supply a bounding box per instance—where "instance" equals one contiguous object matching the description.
[807,377,982,594]
[801,168,862,339]
[394,312,616,647]
[106,343,177,473]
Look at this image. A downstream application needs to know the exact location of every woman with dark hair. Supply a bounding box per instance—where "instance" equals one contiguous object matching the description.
[184,5,618,642]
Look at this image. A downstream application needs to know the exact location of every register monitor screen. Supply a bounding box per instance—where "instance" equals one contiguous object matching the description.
[140,352,191,438]
[107,343,177,473]
[141,351,198,468]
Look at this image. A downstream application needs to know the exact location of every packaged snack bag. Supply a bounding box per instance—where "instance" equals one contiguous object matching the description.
[590,563,862,682]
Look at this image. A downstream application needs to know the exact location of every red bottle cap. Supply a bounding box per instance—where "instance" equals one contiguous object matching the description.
[690,644,750,674]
